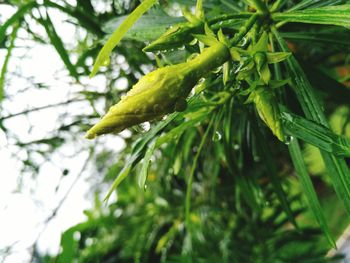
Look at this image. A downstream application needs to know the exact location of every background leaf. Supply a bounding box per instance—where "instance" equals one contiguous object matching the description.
[273,5,350,28]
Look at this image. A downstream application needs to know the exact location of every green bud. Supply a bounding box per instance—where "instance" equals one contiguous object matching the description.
[254,52,270,84]
[86,42,230,139]
[143,20,203,52]
[252,87,284,141]
[253,51,266,70]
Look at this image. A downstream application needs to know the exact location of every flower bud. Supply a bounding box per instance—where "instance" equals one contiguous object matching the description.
[252,87,284,141]
[143,20,203,52]
[85,42,229,139]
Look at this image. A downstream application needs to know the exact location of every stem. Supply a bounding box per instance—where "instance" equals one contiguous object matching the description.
[0,98,85,121]
[249,0,269,13]
[270,0,287,12]
[0,23,19,101]
[230,13,260,46]
[185,119,213,229]
[208,13,251,25]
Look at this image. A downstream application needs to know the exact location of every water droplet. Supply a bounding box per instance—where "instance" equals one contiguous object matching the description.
[198,78,205,84]
[187,53,199,62]
[144,184,148,191]
[233,144,240,150]
[140,122,151,132]
[179,45,185,50]
[102,57,110,66]
[239,37,247,47]
[73,231,81,241]
[213,131,222,141]
[189,38,198,45]
[284,135,294,145]
[254,156,260,162]
[211,66,222,74]
[189,89,195,97]
[234,63,244,73]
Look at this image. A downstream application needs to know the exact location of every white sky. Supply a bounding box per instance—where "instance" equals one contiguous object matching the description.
[0,3,122,262]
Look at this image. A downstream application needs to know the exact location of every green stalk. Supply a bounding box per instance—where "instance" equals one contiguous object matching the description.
[185,120,213,228]
[208,13,251,25]
[248,0,269,13]
[230,13,261,46]
[0,23,20,102]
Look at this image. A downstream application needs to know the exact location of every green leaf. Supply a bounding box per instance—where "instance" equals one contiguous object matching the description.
[193,34,218,46]
[90,0,158,77]
[103,12,184,42]
[156,118,201,147]
[266,52,291,64]
[272,27,350,216]
[253,123,298,227]
[104,165,132,201]
[273,5,350,28]
[287,0,346,12]
[0,2,36,45]
[38,13,79,80]
[245,0,269,13]
[282,111,350,157]
[281,30,350,49]
[138,140,156,190]
[44,0,103,36]
[252,31,268,52]
[185,119,213,228]
[0,23,19,102]
[104,112,178,202]
[288,138,335,247]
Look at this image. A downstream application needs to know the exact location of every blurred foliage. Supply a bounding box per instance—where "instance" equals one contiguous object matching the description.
[1,0,350,262]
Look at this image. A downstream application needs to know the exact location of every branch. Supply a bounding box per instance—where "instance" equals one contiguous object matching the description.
[29,148,94,262]
[0,98,85,121]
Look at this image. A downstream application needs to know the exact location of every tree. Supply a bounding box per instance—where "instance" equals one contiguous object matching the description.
[1,0,350,262]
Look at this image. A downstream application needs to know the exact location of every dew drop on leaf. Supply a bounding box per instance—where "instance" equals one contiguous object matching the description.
[239,37,247,47]
[189,38,198,45]
[211,66,222,74]
[140,122,151,132]
[102,57,110,66]
[284,135,294,145]
[213,131,222,141]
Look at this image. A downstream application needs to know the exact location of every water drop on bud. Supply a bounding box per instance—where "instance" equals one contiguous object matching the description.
[284,135,294,145]
[213,131,222,141]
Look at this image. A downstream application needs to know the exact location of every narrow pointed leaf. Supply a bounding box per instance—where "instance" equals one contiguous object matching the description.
[287,0,346,12]
[282,111,350,157]
[103,13,184,42]
[266,52,291,64]
[288,138,335,247]
[273,5,350,28]
[90,0,158,77]
[0,24,19,102]
[138,140,156,189]
[253,125,298,227]
[0,2,36,44]
[185,120,212,228]
[104,112,178,202]
[281,31,350,48]
[272,27,350,216]
[39,14,79,80]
